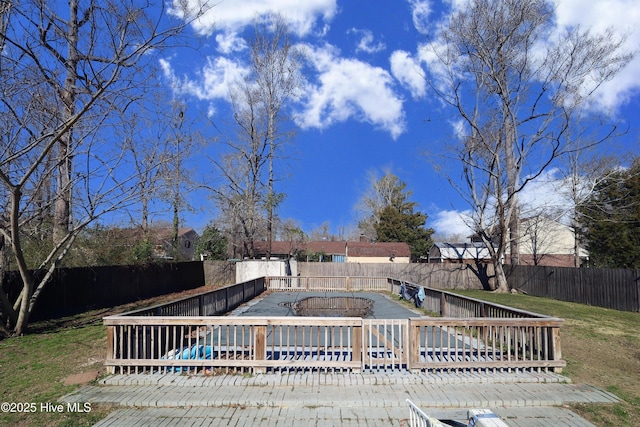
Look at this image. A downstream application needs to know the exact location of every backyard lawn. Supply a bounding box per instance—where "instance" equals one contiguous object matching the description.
[451,290,640,427]
[0,286,637,426]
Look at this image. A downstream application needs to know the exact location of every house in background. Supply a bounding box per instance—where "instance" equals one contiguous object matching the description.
[152,227,200,261]
[253,240,411,263]
[112,227,200,261]
[516,216,588,267]
[431,216,588,267]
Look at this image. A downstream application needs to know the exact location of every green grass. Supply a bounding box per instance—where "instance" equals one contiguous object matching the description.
[449,290,640,427]
[0,323,111,426]
[1,288,638,426]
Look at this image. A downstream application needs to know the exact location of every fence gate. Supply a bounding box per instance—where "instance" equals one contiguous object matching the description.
[362,319,409,371]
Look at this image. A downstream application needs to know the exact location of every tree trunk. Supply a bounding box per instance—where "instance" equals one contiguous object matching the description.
[493,260,510,293]
[172,190,180,261]
[509,201,520,265]
[266,112,275,260]
[53,0,79,244]
[9,189,33,335]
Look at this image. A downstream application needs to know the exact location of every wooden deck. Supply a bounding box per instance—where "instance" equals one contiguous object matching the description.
[63,372,615,427]
[104,277,564,375]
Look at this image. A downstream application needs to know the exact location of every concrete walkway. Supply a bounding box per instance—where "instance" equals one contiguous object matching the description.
[62,371,617,426]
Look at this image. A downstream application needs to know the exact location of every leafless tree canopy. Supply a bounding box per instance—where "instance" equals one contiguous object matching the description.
[355,169,406,242]
[210,14,302,259]
[0,0,207,334]
[427,0,633,291]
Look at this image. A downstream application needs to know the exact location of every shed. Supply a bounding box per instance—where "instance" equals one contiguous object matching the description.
[428,242,493,264]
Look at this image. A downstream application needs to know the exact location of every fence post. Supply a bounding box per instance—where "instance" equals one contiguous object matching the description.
[254,326,267,374]
[550,326,563,373]
[106,325,115,374]
[408,319,420,373]
[441,293,447,316]
[352,324,362,373]
[636,269,640,312]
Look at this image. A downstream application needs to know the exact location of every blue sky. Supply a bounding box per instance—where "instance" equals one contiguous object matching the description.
[160,0,640,238]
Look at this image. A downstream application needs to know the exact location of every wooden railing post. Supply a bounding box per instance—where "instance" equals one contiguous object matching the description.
[106,325,115,374]
[550,326,563,373]
[254,326,267,374]
[352,325,362,373]
[408,320,420,373]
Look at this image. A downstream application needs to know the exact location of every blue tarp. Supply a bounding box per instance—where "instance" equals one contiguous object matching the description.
[162,345,213,373]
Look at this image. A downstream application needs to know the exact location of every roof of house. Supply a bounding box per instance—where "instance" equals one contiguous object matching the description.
[347,241,410,258]
[430,242,493,260]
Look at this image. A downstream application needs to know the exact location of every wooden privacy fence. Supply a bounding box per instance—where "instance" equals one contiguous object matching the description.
[508,265,640,312]
[266,276,390,291]
[104,276,564,375]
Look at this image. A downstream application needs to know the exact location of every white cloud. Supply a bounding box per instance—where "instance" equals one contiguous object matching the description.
[390,50,426,98]
[296,44,406,139]
[448,118,466,140]
[506,170,577,221]
[553,0,640,112]
[432,168,580,238]
[215,32,247,54]
[348,28,386,54]
[175,0,338,37]
[160,56,250,102]
[423,0,640,113]
[431,209,474,237]
[408,0,433,35]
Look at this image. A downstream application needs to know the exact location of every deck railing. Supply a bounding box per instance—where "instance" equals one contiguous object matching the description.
[121,278,266,317]
[406,399,442,427]
[104,315,363,374]
[407,317,563,371]
[104,276,564,374]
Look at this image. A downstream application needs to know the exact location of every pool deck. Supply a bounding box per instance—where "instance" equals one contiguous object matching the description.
[63,371,615,426]
[70,291,613,426]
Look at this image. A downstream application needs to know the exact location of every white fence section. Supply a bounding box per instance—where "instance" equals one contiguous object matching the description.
[406,399,445,427]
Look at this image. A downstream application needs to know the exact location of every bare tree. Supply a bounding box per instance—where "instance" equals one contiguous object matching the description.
[0,0,207,334]
[556,128,622,267]
[210,14,301,259]
[425,0,633,291]
[355,169,405,241]
[249,15,302,259]
[211,82,269,259]
[158,101,199,261]
[120,95,168,237]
